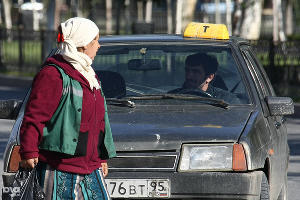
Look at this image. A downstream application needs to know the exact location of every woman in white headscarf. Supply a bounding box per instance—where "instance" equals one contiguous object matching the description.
[19,17,116,199]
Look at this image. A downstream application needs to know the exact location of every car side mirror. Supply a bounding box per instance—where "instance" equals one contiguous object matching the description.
[265,96,294,116]
[0,99,22,120]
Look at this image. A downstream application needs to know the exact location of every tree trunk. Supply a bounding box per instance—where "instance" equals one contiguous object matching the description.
[182,0,197,30]
[44,0,61,59]
[0,2,2,25]
[175,0,183,34]
[54,0,62,30]
[106,0,113,34]
[233,0,243,36]
[277,0,286,41]
[31,0,39,31]
[137,0,143,21]
[226,0,232,35]
[47,0,56,30]
[2,0,12,29]
[116,0,121,35]
[273,0,286,42]
[167,0,173,34]
[240,0,263,40]
[273,0,279,42]
[47,0,61,30]
[71,0,83,17]
[278,0,286,41]
[285,0,293,36]
[215,0,221,24]
[145,0,152,23]
[125,0,131,34]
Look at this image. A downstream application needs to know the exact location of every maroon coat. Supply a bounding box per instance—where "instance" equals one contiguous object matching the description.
[20,54,106,174]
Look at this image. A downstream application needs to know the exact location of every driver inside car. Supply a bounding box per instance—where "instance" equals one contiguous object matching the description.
[168,52,240,104]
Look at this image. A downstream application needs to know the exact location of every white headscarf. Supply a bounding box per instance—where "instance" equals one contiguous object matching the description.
[58,17,100,90]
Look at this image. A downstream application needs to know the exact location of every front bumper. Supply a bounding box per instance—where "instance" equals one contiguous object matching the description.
[106,170,263,200]
[3,170,263,199]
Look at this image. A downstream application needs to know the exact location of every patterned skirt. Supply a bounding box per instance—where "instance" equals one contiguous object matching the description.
[36,162,111,200]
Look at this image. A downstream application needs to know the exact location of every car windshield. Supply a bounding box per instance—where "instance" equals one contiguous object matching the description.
[93,42,250,105]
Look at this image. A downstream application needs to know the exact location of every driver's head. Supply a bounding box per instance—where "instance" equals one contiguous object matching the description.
[183,53,218,90]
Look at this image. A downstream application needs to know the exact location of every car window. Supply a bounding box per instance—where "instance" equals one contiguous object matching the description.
[241,50,266,99]
[242,48,275,97]
[247,49,276,96]
[93,43,250,104]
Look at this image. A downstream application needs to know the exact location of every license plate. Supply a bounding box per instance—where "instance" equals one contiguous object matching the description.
[106,179,170,198]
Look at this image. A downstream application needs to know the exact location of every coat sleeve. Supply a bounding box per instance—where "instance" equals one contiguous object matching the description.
[19,66,63,160]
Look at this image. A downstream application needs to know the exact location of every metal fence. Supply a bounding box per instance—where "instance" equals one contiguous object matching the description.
[250,40,300,85]
[0,28,56,73]
[1,28,300,84]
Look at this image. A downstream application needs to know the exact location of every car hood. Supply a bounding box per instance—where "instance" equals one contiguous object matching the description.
[109,105,253,151]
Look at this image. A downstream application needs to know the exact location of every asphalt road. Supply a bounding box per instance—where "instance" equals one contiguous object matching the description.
[285,118,300,200]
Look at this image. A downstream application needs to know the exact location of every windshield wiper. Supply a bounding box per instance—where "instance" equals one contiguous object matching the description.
[124,94,229,109]
[106,98,136,108]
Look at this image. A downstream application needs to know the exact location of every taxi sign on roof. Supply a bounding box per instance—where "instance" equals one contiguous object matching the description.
[184,22,229,40]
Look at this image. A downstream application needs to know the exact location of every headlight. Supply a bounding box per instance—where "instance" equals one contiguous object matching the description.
[178,144,246,171]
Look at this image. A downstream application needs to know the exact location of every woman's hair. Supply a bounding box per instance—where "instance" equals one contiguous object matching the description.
[57,25,63,44]
[57,25,62,35]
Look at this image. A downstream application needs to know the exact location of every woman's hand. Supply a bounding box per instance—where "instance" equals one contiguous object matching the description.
[20,158,38,169]
[101,162,108,177]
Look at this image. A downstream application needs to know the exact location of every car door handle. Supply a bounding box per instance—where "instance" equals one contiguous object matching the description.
[275,122,281,129]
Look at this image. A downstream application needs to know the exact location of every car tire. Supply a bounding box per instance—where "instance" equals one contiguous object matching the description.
[260,173,270,200]
[277,173,288,200]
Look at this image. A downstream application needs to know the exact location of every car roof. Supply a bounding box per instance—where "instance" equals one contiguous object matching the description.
[99,34,250,46]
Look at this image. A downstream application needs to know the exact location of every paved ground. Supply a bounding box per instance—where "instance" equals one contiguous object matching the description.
[0,74,31,100]
[0,74,32,89]
[286,118,300,200]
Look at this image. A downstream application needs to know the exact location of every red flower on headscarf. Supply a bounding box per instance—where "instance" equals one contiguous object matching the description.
[57,33,64,43]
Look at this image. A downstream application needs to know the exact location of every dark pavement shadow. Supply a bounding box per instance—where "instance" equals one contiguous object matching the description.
[289,103,300,119]
[0,133,9,159]
[288,136,300,156]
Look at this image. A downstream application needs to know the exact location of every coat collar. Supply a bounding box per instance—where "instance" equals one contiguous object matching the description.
[44,54,95,91]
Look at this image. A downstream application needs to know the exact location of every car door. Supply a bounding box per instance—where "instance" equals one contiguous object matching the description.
[247,47,288,168]
[241,45,287,198]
